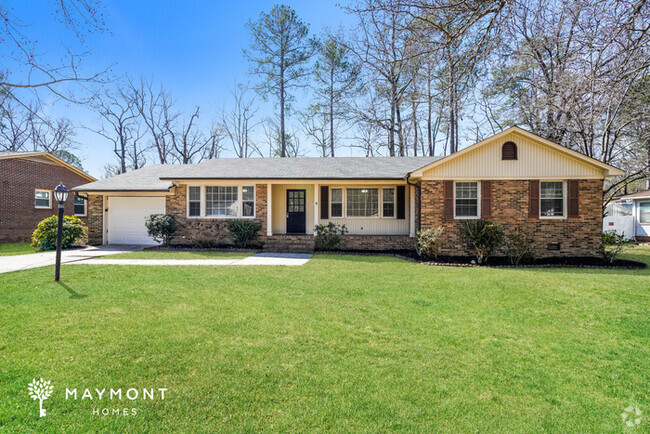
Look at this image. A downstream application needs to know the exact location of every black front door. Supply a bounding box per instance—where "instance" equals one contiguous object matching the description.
[286,189,306,234]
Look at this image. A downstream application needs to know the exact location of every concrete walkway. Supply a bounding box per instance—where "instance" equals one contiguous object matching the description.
[0,245,143,274]
[70,252,312,267]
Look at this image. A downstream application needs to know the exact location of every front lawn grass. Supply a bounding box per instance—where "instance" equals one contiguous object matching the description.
[0,242,38,256]
[106,248,255,260]
[0,247,647,432]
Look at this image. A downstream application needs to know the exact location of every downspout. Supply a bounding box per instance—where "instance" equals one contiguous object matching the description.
[405,172,421,234]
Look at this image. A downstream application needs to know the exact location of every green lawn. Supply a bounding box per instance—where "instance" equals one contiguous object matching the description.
[0,247,648,432]
[0,242,38,256]
[107,248,255,260]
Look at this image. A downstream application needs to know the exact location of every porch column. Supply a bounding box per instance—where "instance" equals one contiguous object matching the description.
[313,183,319,235]
[267,183,272,236]
[409,185,416,237]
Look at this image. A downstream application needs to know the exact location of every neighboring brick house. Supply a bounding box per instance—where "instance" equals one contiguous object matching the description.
[0,151,96,243]
[73,127,623,257]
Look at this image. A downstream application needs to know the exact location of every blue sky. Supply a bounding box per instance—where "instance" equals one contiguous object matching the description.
[16,1,355,177]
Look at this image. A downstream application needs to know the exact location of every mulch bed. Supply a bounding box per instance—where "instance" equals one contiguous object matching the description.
[317,249,646,269]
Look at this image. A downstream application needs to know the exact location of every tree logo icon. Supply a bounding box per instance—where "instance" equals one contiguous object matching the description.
[28,378,54,417]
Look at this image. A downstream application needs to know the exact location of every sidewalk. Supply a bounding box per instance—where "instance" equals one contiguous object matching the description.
[69,252,312,267]
[0,245,143,274]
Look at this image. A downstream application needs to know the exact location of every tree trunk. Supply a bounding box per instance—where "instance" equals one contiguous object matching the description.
[329,66,335,157]
[412,99,418,156]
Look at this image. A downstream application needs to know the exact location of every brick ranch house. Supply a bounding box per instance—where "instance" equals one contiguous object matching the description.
[73,127,623,256]
[0,151,96,243]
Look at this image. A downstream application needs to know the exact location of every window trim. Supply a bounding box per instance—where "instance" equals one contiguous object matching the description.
[73,196,87,217]
[381,187,396,219]
[186,184,255,219]
[330,188,344,218]
[453,181,481,220]
[539,180,567,220]
[638,201,650,224]
[35,189,52,209]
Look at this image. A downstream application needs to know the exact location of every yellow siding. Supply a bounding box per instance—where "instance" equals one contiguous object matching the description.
[271,183,410,235]
[422,132,604,179]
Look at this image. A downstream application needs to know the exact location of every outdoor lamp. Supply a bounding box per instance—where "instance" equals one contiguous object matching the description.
[54,183,69,203]
[53,183,69,281]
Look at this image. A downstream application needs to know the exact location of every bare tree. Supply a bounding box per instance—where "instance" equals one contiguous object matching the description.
[130,77,178,164]
[219,84,260,158]
[90,84,142,173]
[300,105,330,157]
[168,106,218,164]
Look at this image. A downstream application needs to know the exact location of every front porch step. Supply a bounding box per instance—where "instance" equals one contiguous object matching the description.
[264,235,315,253]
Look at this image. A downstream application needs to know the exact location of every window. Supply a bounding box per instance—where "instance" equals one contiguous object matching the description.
[242,186,255,217]
[330,188,343,218]
[206,186,238,217]
[640,202,650,224]
[74,197,86,216]
[347,188,379,217]
[455,182,478,218]
[540,181,564,217]
[502,141,518,160]
[35,190,51,209]
[382,188,395,217]
[188,186,201,217]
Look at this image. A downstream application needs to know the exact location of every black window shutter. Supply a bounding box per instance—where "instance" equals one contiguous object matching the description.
[396,185,406,219]
[320,186,329,219]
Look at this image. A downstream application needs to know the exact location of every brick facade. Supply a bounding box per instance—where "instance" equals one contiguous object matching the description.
[0,157,91,243]
[87,195,104,245]
[166,183,268,247]
[420,179,603,257]
[340,235,414,251]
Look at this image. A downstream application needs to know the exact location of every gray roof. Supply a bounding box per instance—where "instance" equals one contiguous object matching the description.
[0,151,46,158]
[72,165,180,192]
[74,156,441,192]
[162,156,440,180]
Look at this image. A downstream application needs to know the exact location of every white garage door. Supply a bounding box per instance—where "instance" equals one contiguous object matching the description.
[107,197,166,245]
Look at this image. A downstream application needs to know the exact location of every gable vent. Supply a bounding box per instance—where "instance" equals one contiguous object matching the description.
[502,141,518,160]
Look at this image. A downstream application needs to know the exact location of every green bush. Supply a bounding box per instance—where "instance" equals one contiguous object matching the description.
[226,221,262,248]
[415,227,444,260]
[145,214,178,246]
[31,215,86,251]
[460,219,505,264]
[314,222,348,250]
[598,231,627,263]
[504,227,535,265]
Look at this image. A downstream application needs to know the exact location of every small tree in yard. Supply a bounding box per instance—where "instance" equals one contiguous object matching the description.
[314,222,348,250]
[226,221,262,248]
[145,214,177,246]
[504,227,536,265]
[460,219,505,264]
[598,231,628,264]
[31,215,86,251]
[415,227,444,260]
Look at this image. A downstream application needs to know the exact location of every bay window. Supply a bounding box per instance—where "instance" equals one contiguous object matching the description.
[540,181,565,217]
[188,185,255,218]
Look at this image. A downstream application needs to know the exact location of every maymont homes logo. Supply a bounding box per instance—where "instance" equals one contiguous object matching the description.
[27,378,167,418]
[27,378,54,417]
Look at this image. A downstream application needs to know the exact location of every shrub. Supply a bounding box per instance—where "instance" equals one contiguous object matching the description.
[415,227,444,260]
[598,230,627,263]
[31,215,86,251]
[504,227,535,265]
[145,214,178,246]
[460,219,505,264]
[226,221,262,248]
[314,222,348,250]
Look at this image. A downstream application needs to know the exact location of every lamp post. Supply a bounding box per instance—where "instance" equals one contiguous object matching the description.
[53,183,69,282]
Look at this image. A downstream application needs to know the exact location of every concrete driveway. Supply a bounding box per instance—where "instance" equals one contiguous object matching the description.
[0,245,143,274]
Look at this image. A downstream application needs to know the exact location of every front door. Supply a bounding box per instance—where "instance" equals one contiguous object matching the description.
[286,189,306,233]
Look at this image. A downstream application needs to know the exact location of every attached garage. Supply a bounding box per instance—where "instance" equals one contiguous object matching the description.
[107,196,166,245]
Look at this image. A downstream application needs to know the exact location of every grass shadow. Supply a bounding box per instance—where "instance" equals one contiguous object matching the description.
[56,281,88,299]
